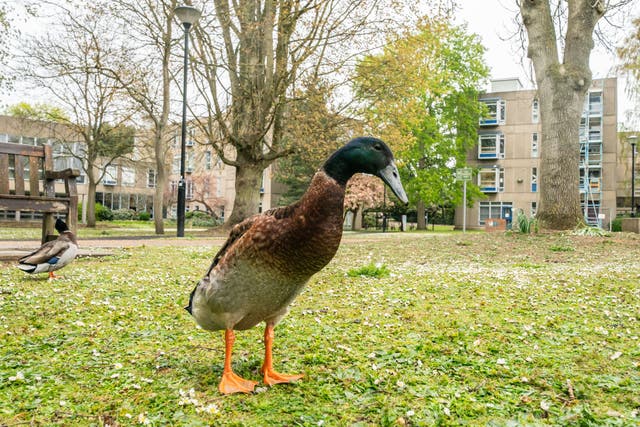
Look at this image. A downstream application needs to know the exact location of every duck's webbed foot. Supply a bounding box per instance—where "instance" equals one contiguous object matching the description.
[218,329,258,395]
[219,370,258,394]
[261,322,304,386]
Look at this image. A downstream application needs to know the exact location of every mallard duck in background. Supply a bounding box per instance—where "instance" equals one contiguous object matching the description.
[17,218,78,279]
[186,136,408,394]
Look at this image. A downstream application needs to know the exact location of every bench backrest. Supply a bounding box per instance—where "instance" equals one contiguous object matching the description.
[0,142,52,197]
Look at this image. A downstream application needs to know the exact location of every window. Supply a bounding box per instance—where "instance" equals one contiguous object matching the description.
[0,134,7,143]
[480,98,506,126]
[478,133,505,159]
[531,202,537,217]
[588,117,602,142]
[531,133,539,158]
[186,152,195,173]
[478,167,504,193]
[479,201,513,225]
[52,141,86,184]
[532,98,539,123]
[216,176,223,197]
[588,92,602,115]
[170,180,178,194]
[172,154,180,174]
[186,179,194,199]
[186,127,195,146]
[103,165,118,185]
[205,151,212,170]
[122,167,135,186]
[147,169,157,188]
[531,167,538,192]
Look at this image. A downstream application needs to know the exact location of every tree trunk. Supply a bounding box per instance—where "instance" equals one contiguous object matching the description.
[536,75,585,229]
[416,200,426,230]
[87,179,97,227]
[520,0,603,230]
[354,205,363,230]
[153,137,166,234]
[226,158,264,226]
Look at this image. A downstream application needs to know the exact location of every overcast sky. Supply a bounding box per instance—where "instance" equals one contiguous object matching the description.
[2,0,637,127]
[456,0,636,127]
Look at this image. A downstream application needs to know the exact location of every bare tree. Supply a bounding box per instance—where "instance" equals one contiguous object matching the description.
[106,0,182,234]
[15,2,138,226]
[517,0,637,229]
[189,0,453,227]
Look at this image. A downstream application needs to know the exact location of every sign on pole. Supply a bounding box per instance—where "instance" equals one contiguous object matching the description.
[456,168,472,233]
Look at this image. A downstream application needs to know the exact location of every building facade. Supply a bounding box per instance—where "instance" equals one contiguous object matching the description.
[0,115,282,224]
[163,126,283,221]
[455,77,618,229]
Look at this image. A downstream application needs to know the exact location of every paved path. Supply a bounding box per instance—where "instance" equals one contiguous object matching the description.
[0,235,228,261]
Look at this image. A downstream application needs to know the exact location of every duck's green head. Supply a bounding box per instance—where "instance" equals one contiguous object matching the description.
[323,136,408,203]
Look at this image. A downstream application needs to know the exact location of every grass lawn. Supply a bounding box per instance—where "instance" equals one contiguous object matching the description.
[1,231,639,426]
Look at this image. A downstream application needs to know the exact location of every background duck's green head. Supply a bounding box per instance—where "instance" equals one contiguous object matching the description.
[322,136,408,203]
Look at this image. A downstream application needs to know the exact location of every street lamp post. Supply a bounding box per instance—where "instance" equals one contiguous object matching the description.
[629,135,638,217]
[175,5,202,237]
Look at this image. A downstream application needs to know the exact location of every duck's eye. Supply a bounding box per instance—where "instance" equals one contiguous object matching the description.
[373,144,382,151]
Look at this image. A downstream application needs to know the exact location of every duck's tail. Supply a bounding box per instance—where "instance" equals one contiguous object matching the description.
[16,263,37,273]
[185,283,197,315]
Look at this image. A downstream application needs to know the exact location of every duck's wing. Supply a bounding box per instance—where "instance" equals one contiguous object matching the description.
[203,202,300,276]
[204,215,258,276]
[18,239,71,266]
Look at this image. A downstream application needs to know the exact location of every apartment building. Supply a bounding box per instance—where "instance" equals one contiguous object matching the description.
[0,115,157,221]
[0,115,282,223]
[455,77,618,229]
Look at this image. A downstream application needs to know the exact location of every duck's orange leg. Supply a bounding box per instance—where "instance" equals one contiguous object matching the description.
[48,271,62,279]
[218,329,257,394]
[261,322,303,386]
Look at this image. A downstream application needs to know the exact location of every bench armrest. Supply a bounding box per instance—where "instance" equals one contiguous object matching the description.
[45,168,81,181]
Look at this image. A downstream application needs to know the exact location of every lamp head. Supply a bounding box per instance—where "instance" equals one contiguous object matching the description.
[175,5,202,28]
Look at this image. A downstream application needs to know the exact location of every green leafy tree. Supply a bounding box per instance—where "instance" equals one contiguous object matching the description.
[5,102,69,122]
[353,17,488,229]
[0,5,13,91]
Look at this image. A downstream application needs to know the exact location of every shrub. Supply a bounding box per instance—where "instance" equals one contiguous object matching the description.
[137,211,151,221]
[95,203,113,221]
[112,209,137,221]
[185,210,210,220]
[572,226,609,237]
[611,217,623,232]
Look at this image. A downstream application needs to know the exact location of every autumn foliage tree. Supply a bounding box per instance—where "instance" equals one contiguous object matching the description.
[274,79,359,206]
[618,15,640,128]
[344,174,385,229]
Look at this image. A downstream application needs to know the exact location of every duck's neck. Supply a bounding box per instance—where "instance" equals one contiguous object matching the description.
[298,171,346,222]
[322,150,356,186]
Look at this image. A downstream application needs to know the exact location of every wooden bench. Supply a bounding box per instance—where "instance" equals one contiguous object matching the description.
[0,142,79,243]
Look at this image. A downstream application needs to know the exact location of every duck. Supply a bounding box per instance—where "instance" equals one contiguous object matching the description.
[186,136,408,394]
[17,218,79,279]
